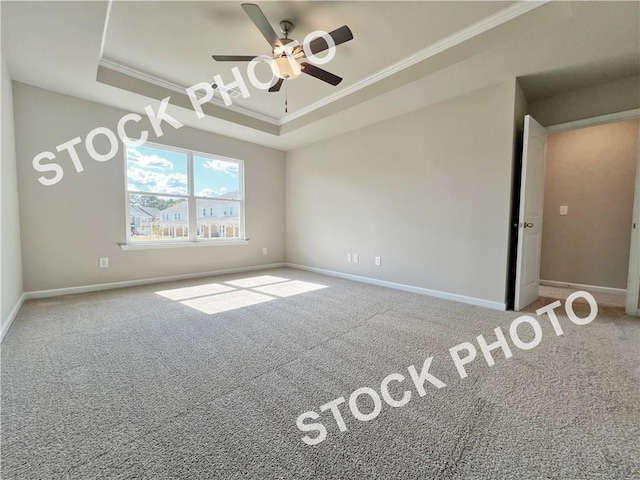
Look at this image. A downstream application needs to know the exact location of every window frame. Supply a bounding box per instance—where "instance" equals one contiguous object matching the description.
[123,141,246,248]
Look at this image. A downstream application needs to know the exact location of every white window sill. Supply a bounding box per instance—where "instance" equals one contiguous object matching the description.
[120,239,250,251]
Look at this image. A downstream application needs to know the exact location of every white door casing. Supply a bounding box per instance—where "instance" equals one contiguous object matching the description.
[515,115,548,311]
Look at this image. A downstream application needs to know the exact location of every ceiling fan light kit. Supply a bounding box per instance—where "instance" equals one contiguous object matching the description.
[211,2,353,111]
[271,56,301,80]
[271,36,302,80]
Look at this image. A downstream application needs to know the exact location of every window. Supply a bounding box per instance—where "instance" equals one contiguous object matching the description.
[126,142,244,244]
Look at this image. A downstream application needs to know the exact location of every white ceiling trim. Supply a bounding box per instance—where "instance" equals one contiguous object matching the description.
[98,0,113,59]
[98,56,280,126]
[279,0,550,124]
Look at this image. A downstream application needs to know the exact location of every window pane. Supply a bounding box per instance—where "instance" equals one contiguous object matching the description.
[129,194,189,242]
[127,145,188,195]
[194,156,240,199]
[196,199,240,239]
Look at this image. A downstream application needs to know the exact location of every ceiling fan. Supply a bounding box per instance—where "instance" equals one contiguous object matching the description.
[212,3,353,93]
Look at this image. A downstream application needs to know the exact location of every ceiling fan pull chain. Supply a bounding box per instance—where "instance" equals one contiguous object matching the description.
[285,79,288,113]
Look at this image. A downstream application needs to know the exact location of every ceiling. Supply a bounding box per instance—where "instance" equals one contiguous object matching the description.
[2,1,639,151]
[103,1,510,119]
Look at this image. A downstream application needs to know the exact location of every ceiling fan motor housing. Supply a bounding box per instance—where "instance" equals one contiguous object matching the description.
[279,20,294,38]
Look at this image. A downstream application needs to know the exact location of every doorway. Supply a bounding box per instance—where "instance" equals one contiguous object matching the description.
[510,111,640,314]
[539,118,638,309]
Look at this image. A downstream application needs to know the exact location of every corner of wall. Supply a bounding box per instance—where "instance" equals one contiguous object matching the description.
[1,53,25,342]
[514,80,529,136]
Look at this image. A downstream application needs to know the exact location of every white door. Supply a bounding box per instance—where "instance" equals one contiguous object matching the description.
[515,115,548,311]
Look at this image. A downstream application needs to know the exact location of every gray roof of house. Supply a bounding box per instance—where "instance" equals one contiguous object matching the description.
[130,205,156,219]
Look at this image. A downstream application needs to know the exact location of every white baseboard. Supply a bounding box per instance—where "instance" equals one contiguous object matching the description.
[1,293,25,343]
[286,263,506,311]
[23,263,286,300]
[539,279,626,296]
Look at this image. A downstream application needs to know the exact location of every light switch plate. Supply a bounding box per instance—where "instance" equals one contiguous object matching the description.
[560,205,568,215]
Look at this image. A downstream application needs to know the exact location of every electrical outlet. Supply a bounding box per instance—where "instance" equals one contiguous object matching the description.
[375,256,381,266]
[263,247,268,255]
[347,253,352,262]
[353,254,359,263]
[99,258,109,268]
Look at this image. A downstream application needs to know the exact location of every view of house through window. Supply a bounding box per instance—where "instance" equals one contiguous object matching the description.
[126,143,243,243]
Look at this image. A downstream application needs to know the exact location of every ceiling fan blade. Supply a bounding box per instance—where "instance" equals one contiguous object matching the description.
[268,78,284,92]
[241,3,283,50]
[300,62,342,86]
[212,55,258,62]
[303,25,353,56]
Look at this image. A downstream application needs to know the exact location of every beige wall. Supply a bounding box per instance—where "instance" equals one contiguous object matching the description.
[286,81,519,306]
[529,76,640,127]
[540,119,639,289]
[13,83,286,292]
[1,55,24,336]
[514,82,528,139]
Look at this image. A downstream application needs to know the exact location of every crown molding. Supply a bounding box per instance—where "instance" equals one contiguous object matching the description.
[97,56,280,126]
[279,0,550,124]
[99,0,113,60]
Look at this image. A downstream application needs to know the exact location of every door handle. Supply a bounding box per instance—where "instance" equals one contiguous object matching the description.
[524,222,534,228]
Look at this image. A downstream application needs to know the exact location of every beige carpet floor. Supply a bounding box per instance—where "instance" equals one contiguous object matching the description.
[2,268,638,479]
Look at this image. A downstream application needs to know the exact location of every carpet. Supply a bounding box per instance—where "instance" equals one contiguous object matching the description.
[1,268,638,479]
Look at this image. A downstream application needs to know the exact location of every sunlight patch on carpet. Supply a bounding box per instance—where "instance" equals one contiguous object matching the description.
[155,283,235,301]
[155,275,329,315]
[180,290,275,315]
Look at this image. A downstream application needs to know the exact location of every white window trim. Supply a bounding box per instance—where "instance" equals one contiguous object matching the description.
[120,239,250,251]
[123,141,246,248]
